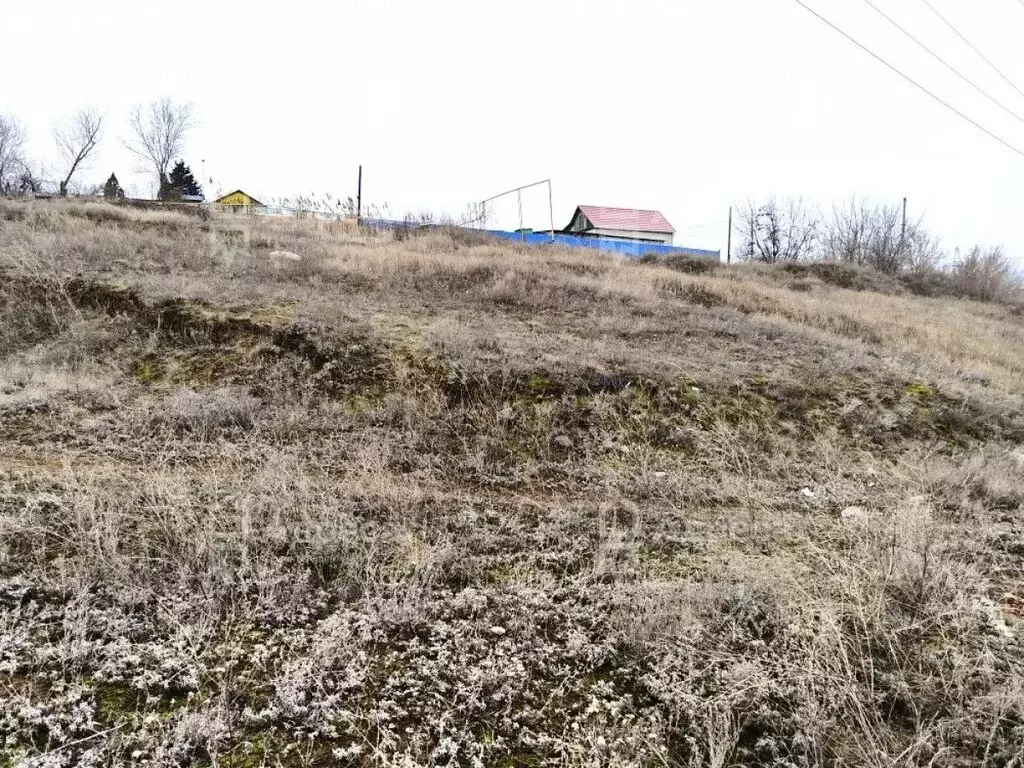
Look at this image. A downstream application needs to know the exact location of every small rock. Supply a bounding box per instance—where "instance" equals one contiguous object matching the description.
[268,250,302,262]
[552,435,573,450]
[489,626,507,636]
[799,487,815,499]
[652,471,668,480]
[840,506,869,523]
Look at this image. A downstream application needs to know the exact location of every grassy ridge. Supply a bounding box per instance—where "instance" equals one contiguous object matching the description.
[1,199,1023,767]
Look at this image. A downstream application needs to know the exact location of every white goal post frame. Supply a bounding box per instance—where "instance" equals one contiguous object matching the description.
[477,178,555,242]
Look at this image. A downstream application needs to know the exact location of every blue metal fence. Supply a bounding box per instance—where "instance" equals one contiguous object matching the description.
[360,219,720,261]
[484,228,719,260]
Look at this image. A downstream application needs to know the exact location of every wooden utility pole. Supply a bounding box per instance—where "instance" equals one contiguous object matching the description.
[726,206,732,264]
[356,165,363,222]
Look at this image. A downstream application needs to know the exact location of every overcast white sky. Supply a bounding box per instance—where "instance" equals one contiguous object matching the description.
[6,0,1024,262]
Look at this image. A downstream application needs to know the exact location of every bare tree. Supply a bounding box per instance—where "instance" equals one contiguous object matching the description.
[824,197,941,274]
[0,113,27,195]
[54,107,104,197]
[902,227,943,274]
[825,197,873,266]
[734,197,820,263]
[125,98,193,196]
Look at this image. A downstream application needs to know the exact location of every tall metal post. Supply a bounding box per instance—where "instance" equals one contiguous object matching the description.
[900,196,907,252]
[356,165,363,221]
[726,206,732,264]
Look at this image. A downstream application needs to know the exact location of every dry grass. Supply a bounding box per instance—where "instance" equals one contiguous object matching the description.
[1,198,1023,767]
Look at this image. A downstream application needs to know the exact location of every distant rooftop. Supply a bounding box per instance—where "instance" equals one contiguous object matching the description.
[573,205,675,234]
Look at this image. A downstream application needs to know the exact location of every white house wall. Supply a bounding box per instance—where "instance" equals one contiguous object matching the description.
[587,228,674,245]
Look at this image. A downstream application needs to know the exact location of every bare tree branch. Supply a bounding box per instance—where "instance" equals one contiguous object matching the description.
[15,160,46,195]
[824,197,941,274]
[951,246,1018,301]
[124,98,193,196]
[54,107,104,197]
[733,197,820,263]
[0,113,27,195]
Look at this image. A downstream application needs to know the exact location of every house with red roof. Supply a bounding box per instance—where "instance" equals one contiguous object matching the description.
[564,205,675,245]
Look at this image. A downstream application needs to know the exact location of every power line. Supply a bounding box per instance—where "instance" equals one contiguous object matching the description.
[863,0,1024,127]
[920,0,1024,102]
[792,0,1024,160]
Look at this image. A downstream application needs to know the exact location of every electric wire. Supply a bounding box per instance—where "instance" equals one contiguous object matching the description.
[863,0,1024,127]
[792,0,1024,160]
[920,0,1024,101]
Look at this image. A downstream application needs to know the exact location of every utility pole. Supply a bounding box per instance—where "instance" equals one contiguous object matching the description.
[356,165,363,222]
[748,211,754,259]
[900,196,907,249]
[726,206,732,264]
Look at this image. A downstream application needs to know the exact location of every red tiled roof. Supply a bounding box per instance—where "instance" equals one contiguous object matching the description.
[576,205,675,234]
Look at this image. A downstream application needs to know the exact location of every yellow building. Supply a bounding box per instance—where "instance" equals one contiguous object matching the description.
[213,189,265,213]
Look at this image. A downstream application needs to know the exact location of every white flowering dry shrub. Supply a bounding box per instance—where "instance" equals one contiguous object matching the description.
[145,386,262,437]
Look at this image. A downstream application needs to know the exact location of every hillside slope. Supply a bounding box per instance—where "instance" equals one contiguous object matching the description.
[2,199,1024,767]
